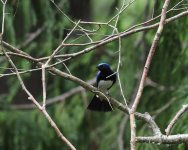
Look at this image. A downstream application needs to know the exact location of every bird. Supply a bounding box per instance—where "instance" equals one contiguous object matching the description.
[87,62,117,112]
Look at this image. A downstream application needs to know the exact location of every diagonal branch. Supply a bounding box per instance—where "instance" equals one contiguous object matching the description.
[165,104,188,136]
[1,1,188,148]
[1,40,162,136]
[135,112,162,136]
[2,7,188,144]
[52,10,188,59]
[1,47,77,150]
[9,78,95,110]
[129,0,170,149]
[0,1,76,150]
[1,10,188,63]
[131,0,170,113]
[0,54,161,141]
[44,20,80,66]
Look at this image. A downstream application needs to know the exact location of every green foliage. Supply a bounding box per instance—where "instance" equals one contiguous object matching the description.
[6,77,20,102]
[0,111,52,150]
[0,0,188,150]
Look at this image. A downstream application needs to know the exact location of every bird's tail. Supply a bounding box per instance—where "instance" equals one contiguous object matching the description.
[87,95,113,112]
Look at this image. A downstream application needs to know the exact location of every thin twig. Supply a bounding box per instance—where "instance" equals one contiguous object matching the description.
[1,39,77,150]
[152,97,177,119]
[44,20,80,66]
[113,27,129,109]
[2,10,188,63]
[129,1,170,149]
[1,1,188,148]
[108,0,136,24]
[111,0,126,34]
[165,104,188,136]
[0,1,76,149]
[42,64,47,108]
[125,0,185,33]
[50,10,188,59]
[18,25,45,49]
[9,78,96,110]
[117,115,129,150]
[0,30,184,145]
[0,0,7,36]
[131,0,170,113]
[50,0,98,33]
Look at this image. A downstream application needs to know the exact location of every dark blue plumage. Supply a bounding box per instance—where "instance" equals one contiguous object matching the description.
[87,63,116,112]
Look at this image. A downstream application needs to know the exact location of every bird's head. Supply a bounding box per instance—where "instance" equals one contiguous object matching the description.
[97,63,111,71]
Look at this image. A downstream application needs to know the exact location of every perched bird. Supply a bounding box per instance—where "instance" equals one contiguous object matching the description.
[87,62,116,112]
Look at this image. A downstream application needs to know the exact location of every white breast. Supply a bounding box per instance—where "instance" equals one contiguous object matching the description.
[98,80,113,93]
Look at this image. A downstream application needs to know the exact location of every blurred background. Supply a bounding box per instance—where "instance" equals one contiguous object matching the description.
[0,0,188,149]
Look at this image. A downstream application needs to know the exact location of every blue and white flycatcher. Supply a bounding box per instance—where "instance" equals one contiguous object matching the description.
[87,63,116,112]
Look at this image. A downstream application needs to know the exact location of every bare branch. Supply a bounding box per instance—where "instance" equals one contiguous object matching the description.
[49,10,188,59]
[130,114,136,150]
[135,112,162,136]
[0,0,7,36]
[18,25,45,49]
[152,97,177,119]
[9,78,95,110]
[1,49,77,150]
[131,0,170,113]
[1,1,188,147]
[114,27,129,109]
[0,30,177,146]
[165,104,188,136]
[0,2,76,149]
[129,0,170,149]
[108,0,136,24]
[118,115,129,150]
[50,0,97,33]
[137,134,188,144]
[1,10,188,63]
[44,20,80,66]
[42,65,47,108]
